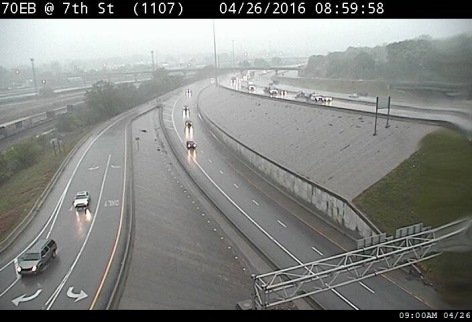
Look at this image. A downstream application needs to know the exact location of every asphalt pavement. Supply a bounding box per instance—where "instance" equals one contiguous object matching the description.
[117,104,256,309]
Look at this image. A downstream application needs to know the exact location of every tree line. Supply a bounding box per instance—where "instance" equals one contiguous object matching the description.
[1,67,212,186]
[303,34,472,83]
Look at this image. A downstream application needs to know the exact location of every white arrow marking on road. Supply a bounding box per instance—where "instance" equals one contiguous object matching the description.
[88,166,99,171]
[110,165,121,169]
[12,289,42,307]
[66,287,88,302]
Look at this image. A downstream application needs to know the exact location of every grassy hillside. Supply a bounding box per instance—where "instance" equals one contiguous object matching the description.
[354,128,472,308]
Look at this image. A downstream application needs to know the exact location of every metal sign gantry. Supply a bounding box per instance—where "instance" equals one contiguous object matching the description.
[253,218,472,309]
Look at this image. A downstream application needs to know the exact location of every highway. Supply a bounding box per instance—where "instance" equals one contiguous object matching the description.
[118,100,255,309]
[0,91,86,125]
[158,80,434,309]
[250,71,472,140]
[0,72,460,309]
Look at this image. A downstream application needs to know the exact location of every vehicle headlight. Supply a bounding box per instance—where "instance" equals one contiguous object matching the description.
[32,266,37,272]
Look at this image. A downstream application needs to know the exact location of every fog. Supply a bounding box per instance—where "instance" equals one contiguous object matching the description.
[1,19,471,67]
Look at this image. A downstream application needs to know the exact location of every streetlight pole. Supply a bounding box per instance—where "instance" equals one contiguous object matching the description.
[212,19,218,86]
[30,58,38,98]
[151,50,155,71]
[232,39,235,70]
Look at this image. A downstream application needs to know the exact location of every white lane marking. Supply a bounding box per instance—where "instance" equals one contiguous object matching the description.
[331,289,358,310]
[45,154,112,310]
[0,276,19,298]
[252,200,259,206]
[88,166,99,171]
[311,246,324,256]
[208,159,212,163]
[360,282,375,294]
[169,92,359,310]
[219,170,224,175]
[233,184,239,189]
[277,220,287,228]
[46,190,67,239]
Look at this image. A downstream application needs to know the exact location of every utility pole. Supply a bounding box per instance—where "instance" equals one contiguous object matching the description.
[212,20,218,86]
[151,50,155,71]
[232,39,235,70]
[30,58,38,98]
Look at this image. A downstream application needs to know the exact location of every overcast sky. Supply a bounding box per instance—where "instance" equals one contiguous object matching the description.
[1,19,471,68]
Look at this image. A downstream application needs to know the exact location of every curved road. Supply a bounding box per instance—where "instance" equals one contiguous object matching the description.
[159,81,435,309]
[0,102,154,310]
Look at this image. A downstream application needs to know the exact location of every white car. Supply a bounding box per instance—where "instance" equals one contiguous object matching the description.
[73,191,90,208]
[311,94,333,103]
[310,94,324,102]
[323,96,333,102]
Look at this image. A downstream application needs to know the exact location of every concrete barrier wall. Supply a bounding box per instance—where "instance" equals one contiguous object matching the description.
[198,98,381,239]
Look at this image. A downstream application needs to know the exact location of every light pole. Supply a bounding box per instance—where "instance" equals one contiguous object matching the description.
[232,39,235,70]
[151,50,155,71]
[30,58,38,98]
[212,20,218,86]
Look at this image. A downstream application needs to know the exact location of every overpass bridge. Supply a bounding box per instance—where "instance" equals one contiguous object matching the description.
[60,64,303,83]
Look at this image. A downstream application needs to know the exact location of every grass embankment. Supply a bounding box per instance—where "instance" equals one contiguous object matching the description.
[354,128,472,308]
[0,128,89,244]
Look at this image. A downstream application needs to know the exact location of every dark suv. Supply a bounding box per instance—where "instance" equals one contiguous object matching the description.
[17,239,57,275]
[186,140,197,150]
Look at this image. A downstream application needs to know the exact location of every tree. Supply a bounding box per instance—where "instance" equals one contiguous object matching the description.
[326,52,349,78]
[0,65,10,89]
[4,141,40,172]
[350,52,376,79]
[39,86,55,97]
[253,58,270,68]
[0,154,12,185]
[271,57,282,66]
[85,80,121,119]
[239,60,251,69]
[386,38,432,80]
[305,55,327,77]
[56,114,80,132]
